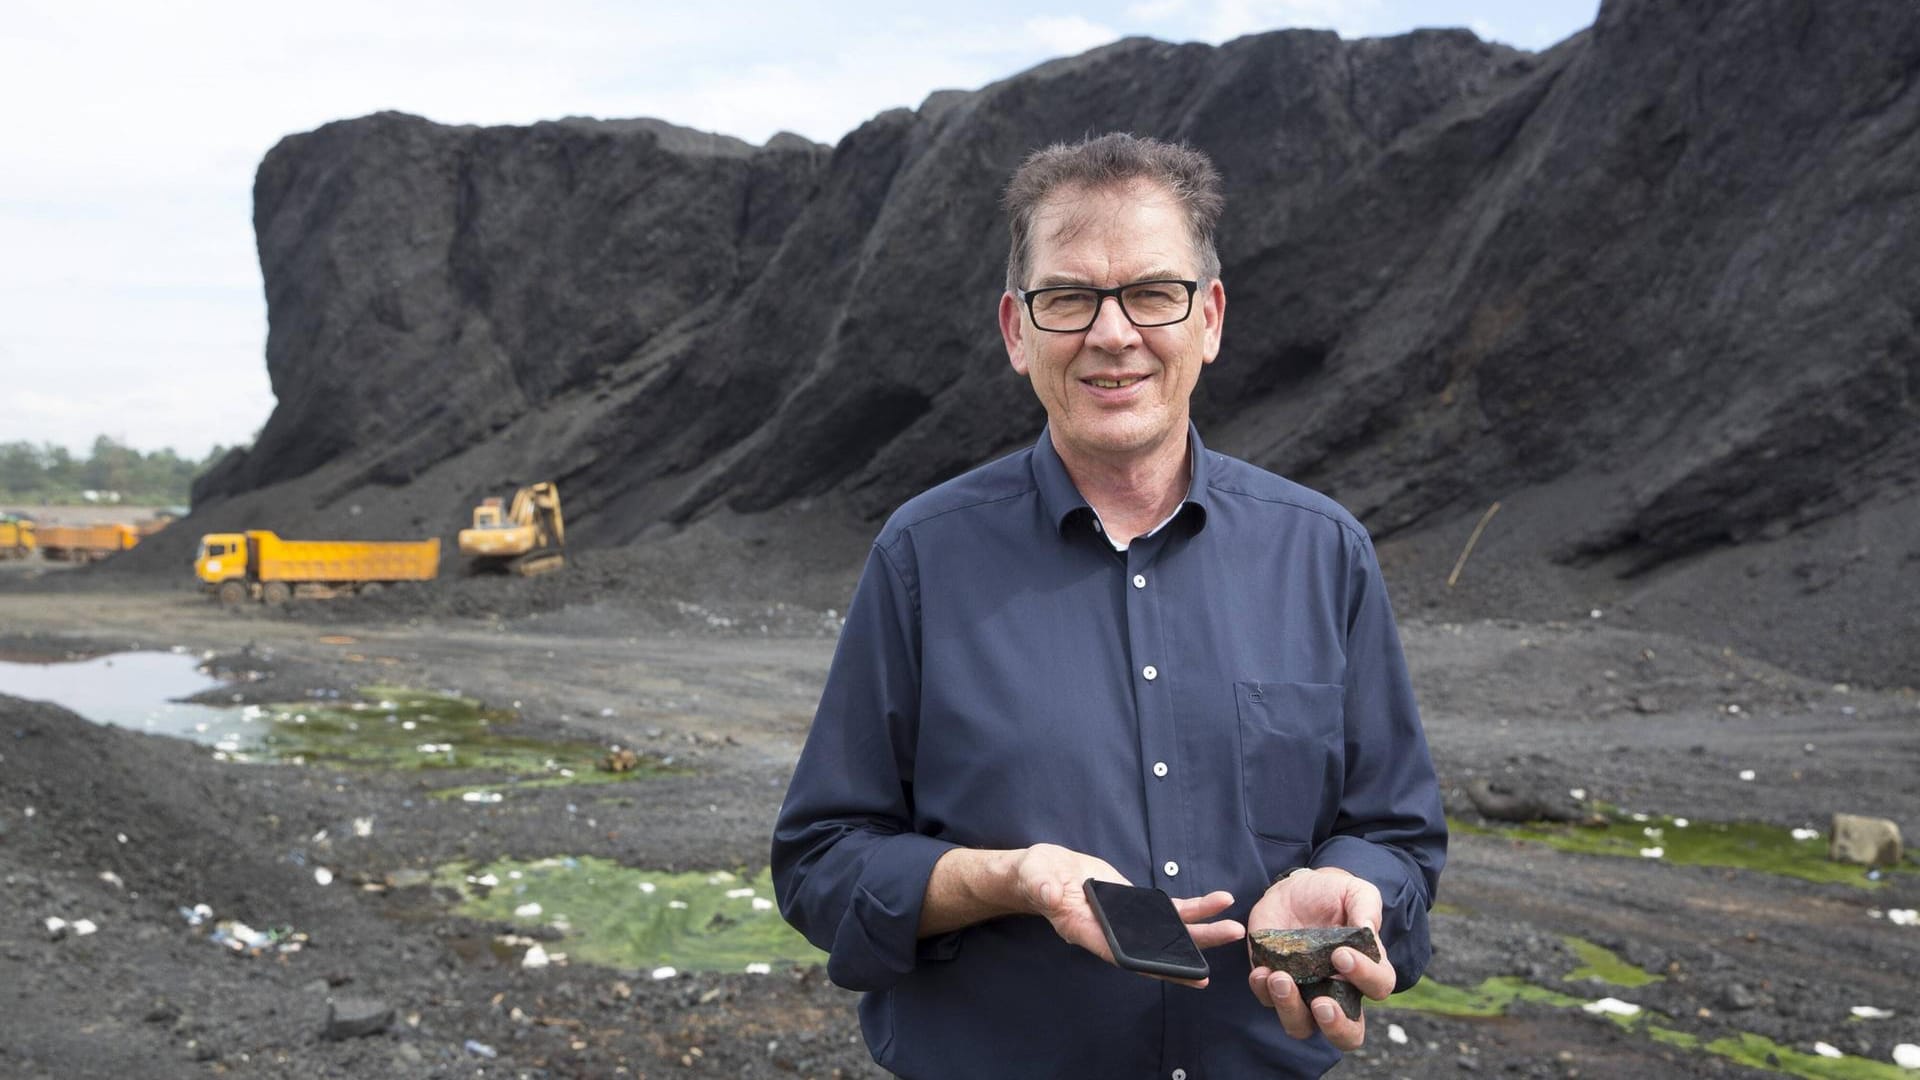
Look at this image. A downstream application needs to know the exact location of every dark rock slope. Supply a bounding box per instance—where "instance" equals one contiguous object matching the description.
[165,0,1918,684]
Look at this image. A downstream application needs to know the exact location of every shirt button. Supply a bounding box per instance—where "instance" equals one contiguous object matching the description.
[1152,761,1169,778]
[1142,665,1158,681]
[1091,519,1104,533]
[1132,574,1146,589]
[1172,1071,1187,1080]
[1164,861,1180,877]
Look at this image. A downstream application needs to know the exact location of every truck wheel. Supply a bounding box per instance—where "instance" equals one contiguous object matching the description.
[217,581,248,606]
[262,581,292,607]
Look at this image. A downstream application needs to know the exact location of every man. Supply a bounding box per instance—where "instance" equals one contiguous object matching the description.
[772,133,1445,1078]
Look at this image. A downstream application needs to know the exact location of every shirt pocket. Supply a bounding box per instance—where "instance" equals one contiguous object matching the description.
[1236,680,1345,845]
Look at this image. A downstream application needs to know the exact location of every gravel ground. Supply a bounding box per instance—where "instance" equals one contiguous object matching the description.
[0,559,1916,1078]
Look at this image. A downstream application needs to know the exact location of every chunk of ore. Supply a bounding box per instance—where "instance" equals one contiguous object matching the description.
[1249,926,1380,1019]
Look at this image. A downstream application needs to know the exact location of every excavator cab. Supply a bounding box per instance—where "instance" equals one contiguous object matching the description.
[457,483,565,576]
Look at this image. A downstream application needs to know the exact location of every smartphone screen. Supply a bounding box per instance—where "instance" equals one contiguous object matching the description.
[1083,879,1209,981]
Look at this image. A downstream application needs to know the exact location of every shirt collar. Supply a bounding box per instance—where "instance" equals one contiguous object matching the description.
[1032,423,1214,540]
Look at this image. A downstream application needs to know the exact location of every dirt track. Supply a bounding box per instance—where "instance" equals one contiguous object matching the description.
[1,580,1917,1079]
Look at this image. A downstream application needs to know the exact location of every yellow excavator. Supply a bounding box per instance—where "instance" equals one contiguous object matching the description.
[457,481,565,576]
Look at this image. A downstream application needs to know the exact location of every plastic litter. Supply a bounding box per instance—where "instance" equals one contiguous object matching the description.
[464,1039,498,1059]
[651,966,677,980]
[209,920,306,955]
[1891,1043,1920,1068]
[1814,1042,1842,1059]
[1387,1023,1409,1045]
[1852,1006,1895,1019]
[1582,998,1641,1017]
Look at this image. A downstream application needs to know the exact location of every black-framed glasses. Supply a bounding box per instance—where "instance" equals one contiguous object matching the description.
[1016,279,1199,333]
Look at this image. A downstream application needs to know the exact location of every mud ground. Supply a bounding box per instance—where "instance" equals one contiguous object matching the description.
[1,541,1916,1078]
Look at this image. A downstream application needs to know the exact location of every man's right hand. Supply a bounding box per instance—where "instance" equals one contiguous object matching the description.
[1015,843,1243,988]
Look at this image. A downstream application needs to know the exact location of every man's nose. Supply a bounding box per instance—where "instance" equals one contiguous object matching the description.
[1084,294,1139,350]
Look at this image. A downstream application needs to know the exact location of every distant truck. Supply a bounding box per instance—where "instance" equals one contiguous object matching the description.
[0,518,34,559]
[38,522,139,562]
[195,530,440,605]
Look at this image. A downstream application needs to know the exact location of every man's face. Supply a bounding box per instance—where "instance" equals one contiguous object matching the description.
[999,180,1225,468]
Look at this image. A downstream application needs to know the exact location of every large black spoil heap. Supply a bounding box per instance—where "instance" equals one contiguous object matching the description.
[164,0,1917,684]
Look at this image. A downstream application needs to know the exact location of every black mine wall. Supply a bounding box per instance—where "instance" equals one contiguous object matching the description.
[173,0,1920,683]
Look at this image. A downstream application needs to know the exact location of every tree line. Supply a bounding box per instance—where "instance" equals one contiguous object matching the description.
[0,437,235,507]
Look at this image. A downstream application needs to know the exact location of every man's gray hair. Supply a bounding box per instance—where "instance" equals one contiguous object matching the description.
[1003,133,1224,292]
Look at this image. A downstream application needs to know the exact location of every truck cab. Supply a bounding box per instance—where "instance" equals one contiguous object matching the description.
[195,533,249,585]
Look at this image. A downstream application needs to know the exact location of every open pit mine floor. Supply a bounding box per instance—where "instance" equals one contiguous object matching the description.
[0,587,1915,1079]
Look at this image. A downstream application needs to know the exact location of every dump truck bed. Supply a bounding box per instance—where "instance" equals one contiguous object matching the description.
[250,532,439,583]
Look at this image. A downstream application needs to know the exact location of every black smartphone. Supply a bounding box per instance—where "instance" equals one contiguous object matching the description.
[1083,878,1210,981]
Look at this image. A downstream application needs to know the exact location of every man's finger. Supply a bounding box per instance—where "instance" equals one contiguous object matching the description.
[1189,919,1245,950]
[1310,996,1367,1051]
[1171,890,1236,922]
[1342,881,1385,934]
[1331,945,1396,1000]
[1263,971,1317,1040]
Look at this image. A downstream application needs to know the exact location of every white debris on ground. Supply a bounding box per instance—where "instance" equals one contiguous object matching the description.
[1387,1023,1409,1045]
[1851,1006,1895,1019]
[514,902,543,918]
[651,966,677,980]
[522,943,550,969]
[1814,1042,1842,1058]
[745,962,773,975]
[1791,827,1821,841]
[1892,1043,1920,1068]
[1639,847,1664,859]
[1582,998,1641,1018]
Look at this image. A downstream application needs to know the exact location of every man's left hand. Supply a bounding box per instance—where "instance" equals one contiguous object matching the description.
[1245,867,1395,1050]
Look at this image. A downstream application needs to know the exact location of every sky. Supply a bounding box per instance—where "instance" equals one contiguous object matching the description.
[0,0,1598,460]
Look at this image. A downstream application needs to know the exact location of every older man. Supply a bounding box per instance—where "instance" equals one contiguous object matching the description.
[773,133,1445,1079]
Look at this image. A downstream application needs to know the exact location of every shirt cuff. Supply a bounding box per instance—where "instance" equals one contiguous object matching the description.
[825,832,960,992]
[1311,835,1433,992]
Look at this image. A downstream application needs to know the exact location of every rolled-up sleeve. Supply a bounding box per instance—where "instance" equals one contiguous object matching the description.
[1312,531,1447,992]
[771,541,958,992]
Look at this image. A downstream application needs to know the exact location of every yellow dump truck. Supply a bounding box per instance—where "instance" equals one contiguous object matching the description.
[37,522,139,562]
[0,518,35,559]
[195,530,440,605]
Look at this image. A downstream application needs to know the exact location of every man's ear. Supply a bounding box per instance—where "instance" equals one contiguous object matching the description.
[1000,291,1031,375]
[1200,278,1226,365]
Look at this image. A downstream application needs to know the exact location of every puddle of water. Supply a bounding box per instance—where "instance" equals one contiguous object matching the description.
[437,856,823,973]
[1453,812,1913,887]
[0,656,658,793]
[0,650,239,742]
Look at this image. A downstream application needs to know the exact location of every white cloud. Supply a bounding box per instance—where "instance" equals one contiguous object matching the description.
[1,0,1598,457]
[1198,0,1384,42]
[1125,0,1189,20]
[1022,16,1124,56]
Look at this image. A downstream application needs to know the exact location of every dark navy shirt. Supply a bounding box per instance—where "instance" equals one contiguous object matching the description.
[772,426,1445,1079]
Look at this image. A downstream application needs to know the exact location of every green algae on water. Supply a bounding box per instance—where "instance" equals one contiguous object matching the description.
[440,856,824,973]
[220,685,659,793]
[1562,935,1662,988]
[1381,976,1585,1017]
[1471,809,1910,887]
[1699,1031,1916,1080]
